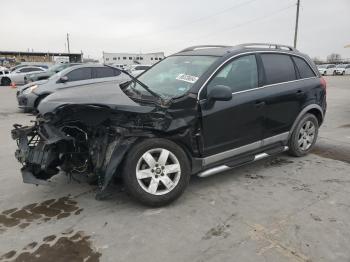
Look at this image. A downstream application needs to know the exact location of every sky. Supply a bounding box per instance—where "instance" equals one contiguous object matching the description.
[1,0,349,60]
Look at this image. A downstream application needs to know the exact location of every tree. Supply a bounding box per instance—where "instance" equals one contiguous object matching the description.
[312,57,323,64]
[327,53,342,63]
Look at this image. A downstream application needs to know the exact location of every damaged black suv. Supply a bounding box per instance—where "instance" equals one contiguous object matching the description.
[11,43,327,206]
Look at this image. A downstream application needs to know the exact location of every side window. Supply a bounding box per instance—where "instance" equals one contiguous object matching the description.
[207,55,258,93]
[346,65,350,69]
[19,68,33,73]
[292,56,316,78]
[94,67,120,78]
[261,54,297,85]
[66,68,92,82]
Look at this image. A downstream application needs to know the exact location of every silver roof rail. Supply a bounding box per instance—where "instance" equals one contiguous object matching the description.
[179,45,232,52]
[236,43,297,51]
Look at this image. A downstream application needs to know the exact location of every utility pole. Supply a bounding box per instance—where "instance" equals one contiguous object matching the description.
[66,33,70,54]
[293,0,300,48]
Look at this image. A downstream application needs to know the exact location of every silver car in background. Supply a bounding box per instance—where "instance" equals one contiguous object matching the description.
[1,66,46,86]
[16,64,128,112]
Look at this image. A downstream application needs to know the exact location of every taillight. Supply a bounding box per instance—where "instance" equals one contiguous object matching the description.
[320,77,327,94]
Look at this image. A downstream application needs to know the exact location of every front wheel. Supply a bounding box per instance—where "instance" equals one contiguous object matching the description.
[122,138,191,207]
[1,77,11,86]
[288,113,319,157]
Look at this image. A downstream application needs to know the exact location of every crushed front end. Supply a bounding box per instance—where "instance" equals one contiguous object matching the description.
[11,101,199,199]
[11,106,139,198]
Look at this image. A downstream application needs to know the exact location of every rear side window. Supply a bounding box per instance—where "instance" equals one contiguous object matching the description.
[207,54,258,93]
[94,67,120,78]
[66,68,92,82]
[292,56,316,79]
[134,66,150,70]
[261,54,296,85]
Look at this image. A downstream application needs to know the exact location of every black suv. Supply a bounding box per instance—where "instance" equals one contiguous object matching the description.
[12,43,327,206]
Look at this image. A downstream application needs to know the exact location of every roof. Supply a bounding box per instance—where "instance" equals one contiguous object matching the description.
[174,43,299,57]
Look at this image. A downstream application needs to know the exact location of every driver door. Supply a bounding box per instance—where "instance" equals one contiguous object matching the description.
[199,54,265,158]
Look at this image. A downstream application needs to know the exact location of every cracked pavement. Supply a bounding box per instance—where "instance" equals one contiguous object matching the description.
[0,76,349,262]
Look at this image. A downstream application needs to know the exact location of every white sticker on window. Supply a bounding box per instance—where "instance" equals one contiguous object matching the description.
[176,74,199,84]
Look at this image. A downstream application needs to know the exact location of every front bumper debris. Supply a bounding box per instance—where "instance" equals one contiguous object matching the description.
[11,123,70,185]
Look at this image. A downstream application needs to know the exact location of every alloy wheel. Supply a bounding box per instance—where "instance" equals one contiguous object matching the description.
[136,148,181,195]
[298,120,316,151]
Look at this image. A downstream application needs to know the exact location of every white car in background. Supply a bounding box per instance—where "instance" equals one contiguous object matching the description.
[128,65,152,76]
[335,64,350,75]
[317,64,336,76]
[0,66,46,86]
[0,68,10,85]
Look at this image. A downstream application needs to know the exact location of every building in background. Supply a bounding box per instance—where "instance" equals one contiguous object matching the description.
[0,51,83,67]
[102,52,165,67]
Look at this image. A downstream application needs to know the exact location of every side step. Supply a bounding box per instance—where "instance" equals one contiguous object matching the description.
[197,146,288,178]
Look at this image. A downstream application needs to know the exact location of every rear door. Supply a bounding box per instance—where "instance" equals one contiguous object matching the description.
[92,67,121,82]
[199,54,264,157]
[259,53,316,142]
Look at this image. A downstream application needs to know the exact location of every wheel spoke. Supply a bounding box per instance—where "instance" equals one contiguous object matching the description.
[302,140,309,150]
[164,164,180,174]
[160,175,175,189]
[136,169,153,180]
[158,149,170,166]
[308,126,315,135]
[305,121,311,130]
[298,138,304,146]
[306,135,314,143]
[143,152,156,168]
[148,178,159,194]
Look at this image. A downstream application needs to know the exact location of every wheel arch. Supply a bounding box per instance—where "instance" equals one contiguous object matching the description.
[288,104,324,139]
[34,92,51,108]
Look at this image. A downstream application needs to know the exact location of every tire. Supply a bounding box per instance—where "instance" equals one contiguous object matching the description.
[288,113,319,157]
[1,77,11,86]
[122,138,191,207]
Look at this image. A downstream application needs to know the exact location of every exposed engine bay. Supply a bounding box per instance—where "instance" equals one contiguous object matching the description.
[11,102,200,199]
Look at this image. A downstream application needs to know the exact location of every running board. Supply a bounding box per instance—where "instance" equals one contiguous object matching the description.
[197,146,288,178]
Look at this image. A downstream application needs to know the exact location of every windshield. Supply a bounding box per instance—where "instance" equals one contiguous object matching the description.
[318,65,326,68]
[126,55,217,98]
[336,64,344,68]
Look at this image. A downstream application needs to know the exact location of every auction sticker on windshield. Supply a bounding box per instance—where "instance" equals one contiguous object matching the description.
[176,74,199,84]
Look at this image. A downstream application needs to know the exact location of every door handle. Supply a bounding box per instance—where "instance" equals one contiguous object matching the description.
[255,101,265,108]
[296,90,304,96]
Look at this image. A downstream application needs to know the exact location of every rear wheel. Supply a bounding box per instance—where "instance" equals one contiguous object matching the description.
[122,138,190,207]
[288,113,319,157]
[1,77,11,86]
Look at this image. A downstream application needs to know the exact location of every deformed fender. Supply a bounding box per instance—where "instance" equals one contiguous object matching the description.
[96,137,138,199]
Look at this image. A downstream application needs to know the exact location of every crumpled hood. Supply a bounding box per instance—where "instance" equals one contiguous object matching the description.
[37,80,141,115]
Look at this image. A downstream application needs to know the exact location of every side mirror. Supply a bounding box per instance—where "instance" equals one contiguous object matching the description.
[207,85,232,101]
[60,76,68,83]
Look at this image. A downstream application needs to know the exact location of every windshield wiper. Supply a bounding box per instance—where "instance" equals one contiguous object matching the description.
[104,64,163,102]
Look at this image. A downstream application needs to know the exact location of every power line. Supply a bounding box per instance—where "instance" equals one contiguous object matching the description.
[113,0,258,40]
[186,3,295,41]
